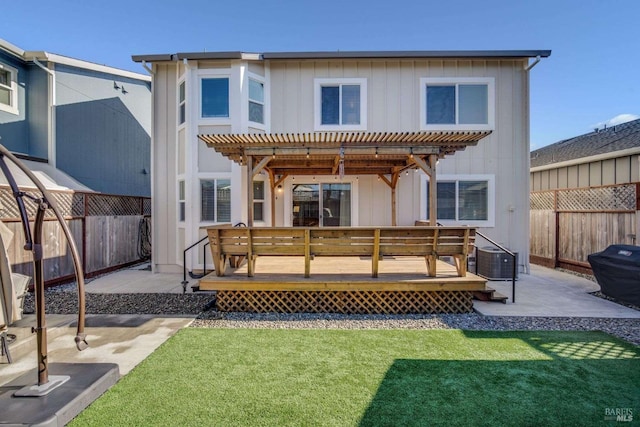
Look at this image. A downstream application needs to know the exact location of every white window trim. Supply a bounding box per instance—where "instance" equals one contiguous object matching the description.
[177,79,186,128]
[0,63,19,115]
[419,174,495,227]
[177,180,186,223]
[419,77,494,131]
[252,177,267,225]
[247,73,266,129]
[198,69,231,124]
[314,78,367,131]
[198,174,233,225]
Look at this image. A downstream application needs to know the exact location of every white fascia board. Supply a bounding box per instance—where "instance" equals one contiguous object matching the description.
[0,39,25,58]
[25,51,151,82]
[530,147,640,172]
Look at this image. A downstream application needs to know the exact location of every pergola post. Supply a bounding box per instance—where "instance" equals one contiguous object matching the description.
[428,154,437,226]
[268,169,276,227]
[246,155,254,226]
[391,172,399,226]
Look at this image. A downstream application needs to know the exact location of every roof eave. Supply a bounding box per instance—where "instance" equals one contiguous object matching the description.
[132,49,552,63]
[262,50,552,60]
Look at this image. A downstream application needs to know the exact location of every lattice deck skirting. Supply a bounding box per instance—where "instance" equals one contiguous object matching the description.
[216,290,473,314]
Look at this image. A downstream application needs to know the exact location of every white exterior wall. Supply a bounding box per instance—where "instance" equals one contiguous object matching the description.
[269,59,530,271]
[151,57,533,274]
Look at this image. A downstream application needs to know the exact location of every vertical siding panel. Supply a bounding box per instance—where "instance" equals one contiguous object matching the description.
[557,167,568,188]
[399,61,415,131]
[283,62,301,132]
[541,170,550,190]
[567,165,579,188]
[631,154,639,181]
[615,156,631,183]
[357,61,373,130]
[602,158,615,185]
[578,164,590,187]
[589,162,602,186]
[370,62,387,131]
[270,62,285,132]
[299,62,315,131]
[384,61,400,130]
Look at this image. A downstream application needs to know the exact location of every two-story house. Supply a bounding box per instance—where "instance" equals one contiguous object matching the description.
[0,39,151,197]
[133,50,550,275]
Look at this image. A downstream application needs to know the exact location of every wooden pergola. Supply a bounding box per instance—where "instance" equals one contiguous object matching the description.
[198,130,491,226]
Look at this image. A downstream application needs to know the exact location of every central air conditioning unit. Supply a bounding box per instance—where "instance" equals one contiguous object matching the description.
[476,246,518,280]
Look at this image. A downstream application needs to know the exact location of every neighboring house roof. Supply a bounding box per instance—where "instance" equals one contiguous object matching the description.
[0,39,150,82]
[530,119,640,170]
[133,49,551,63]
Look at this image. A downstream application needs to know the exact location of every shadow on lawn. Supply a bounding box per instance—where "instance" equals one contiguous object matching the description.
[359,333,639,427]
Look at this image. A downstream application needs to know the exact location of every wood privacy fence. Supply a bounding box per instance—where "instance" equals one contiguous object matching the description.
[530,183,639,273]
[0,186,151,284]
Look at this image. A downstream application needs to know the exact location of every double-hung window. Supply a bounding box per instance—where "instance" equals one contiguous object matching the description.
[248,78,264,125]
[178,180,186,222]
[314,78,367,130]
[253,181,265,222]
[420,78,494,130]
[178,81,186,125]
[201,179,231,222]
[421,174,495,227]
[0,64,19,115]
[201,77,229,118]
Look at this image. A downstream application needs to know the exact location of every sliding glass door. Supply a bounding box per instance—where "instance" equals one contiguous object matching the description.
[292,183,351,227]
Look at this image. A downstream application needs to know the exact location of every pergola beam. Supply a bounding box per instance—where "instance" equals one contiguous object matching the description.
[245,147,440,157]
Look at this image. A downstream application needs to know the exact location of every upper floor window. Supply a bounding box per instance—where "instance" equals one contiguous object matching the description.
[420,78,494,131]
[314,78,367,131]
[178,81,186,125]
[0,64,19,115]
[248,78,264,125]
[201,77,229,118]
[421,174,495,227]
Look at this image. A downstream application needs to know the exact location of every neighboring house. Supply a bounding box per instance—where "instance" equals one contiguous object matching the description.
[133,49,550,274]
[0,39,151,196]
[530,119,640,271]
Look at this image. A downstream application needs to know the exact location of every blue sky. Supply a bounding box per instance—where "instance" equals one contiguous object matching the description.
[3,0,638,149]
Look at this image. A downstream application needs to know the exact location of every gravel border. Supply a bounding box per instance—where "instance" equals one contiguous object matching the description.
[23,291,640,347]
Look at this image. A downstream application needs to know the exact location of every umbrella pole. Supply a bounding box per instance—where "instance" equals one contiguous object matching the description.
[33,205,48,385]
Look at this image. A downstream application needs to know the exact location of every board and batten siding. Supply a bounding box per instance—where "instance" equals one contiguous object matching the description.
[269,59,530,269]
[531,154,640,191]
[151,63,180,273]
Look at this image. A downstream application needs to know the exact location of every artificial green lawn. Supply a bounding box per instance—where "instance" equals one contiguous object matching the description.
[71,329,639,426]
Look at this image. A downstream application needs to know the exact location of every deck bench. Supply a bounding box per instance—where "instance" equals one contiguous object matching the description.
[207,225,475,278]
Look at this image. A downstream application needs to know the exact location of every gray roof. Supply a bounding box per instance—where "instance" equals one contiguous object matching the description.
[133,49,551,63]
[530,119,640,168]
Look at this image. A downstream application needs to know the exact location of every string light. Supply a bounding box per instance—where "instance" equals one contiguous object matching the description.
[375,147,378,158]
[272,148,276,159]
[409,147,414,159]
[306,148,310,159]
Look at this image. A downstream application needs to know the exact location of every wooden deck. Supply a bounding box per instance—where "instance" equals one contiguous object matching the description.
[199,256,488,314]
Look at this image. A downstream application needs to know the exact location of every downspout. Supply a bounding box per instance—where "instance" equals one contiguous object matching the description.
[32,58,57,167]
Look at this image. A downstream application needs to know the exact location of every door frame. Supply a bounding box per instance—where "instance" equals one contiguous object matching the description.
[284,176,359,227]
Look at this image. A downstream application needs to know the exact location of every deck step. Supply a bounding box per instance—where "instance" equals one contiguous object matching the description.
[472,287,508,304]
